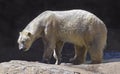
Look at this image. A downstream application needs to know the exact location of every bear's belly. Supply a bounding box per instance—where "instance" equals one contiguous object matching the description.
[57,30,85,46]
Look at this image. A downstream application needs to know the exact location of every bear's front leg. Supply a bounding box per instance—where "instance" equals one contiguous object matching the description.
[42,47,54,64]
[53,41,64,65]
[42,38,56,64]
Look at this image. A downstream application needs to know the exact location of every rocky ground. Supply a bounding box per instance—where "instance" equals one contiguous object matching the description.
[0,59,120,74]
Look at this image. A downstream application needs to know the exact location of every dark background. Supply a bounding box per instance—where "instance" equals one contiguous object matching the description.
[0,0,120,63]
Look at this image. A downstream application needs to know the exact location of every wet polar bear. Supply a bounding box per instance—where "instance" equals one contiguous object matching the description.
[17,9,107,65]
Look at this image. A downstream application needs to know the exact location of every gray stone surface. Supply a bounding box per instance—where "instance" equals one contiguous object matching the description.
[0,60,120,74]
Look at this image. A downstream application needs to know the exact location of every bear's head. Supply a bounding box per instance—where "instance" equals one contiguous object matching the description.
[17,31,33,51]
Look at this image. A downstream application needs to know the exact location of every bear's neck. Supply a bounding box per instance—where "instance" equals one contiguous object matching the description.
[24,17,45,41]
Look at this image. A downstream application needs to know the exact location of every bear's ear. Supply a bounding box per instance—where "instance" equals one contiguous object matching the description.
[27,32,32,37]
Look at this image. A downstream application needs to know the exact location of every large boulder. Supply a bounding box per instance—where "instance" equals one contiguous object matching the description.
[0,60,120,74]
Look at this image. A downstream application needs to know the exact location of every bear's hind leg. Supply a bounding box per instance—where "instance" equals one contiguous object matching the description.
[70,45,87,65]
[53,41,64,65]
[88,35,106,64]
[88,48,103,64]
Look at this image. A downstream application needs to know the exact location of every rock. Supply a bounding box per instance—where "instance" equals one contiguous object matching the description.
[0,60,90,74]
[0,60,120,74]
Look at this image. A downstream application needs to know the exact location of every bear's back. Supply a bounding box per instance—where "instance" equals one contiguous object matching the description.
[48,10,107,45]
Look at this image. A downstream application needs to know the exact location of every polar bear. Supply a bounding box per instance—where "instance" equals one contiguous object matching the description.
[17,9,107,65]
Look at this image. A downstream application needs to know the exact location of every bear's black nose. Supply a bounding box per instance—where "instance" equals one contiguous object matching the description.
[19,47,26,52]
[19,44,26,51]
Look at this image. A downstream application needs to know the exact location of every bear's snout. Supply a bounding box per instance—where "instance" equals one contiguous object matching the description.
[19,44,27,51]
